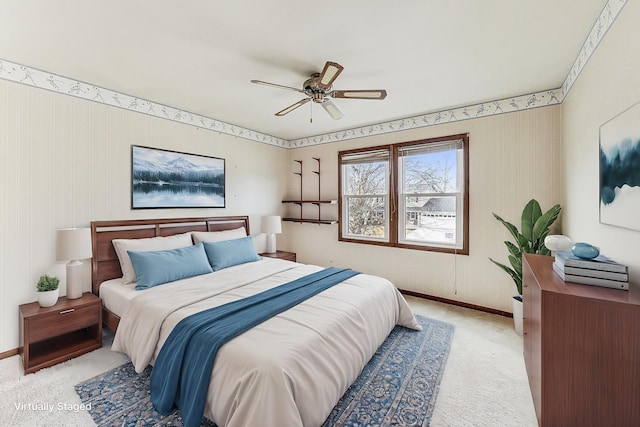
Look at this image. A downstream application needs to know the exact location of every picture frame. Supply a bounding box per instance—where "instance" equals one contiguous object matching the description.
[131,145,225,209]
[599,101,640,231]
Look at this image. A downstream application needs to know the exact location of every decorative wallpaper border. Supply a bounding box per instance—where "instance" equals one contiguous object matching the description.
[0,0,626,150]
[0,59,288,148]
[562,0,627,96]
[288,88,565,148]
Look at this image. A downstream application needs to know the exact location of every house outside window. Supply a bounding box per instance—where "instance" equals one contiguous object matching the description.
[338,133,469,254]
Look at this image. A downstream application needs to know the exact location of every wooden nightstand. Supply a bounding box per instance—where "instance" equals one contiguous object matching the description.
[260,250,296,262]
[19,293,102,374]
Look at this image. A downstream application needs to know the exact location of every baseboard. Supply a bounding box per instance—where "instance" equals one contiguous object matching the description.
[0,347,19,360]
[399,289,513,318]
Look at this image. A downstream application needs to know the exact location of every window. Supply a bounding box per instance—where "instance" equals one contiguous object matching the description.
[339,134,469,254]
[340,148,390,242]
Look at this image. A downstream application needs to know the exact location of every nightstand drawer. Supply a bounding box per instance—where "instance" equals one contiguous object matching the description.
[28,304,99,343]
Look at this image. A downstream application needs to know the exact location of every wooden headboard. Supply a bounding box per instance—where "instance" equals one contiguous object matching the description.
[90,216,250,296]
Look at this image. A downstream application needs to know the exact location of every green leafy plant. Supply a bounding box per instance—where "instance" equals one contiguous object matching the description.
[489,199,561,296]
[36,274,59,292]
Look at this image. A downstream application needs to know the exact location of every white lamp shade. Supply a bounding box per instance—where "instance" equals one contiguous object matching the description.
[262,216,282,234]
[56,228,92,261]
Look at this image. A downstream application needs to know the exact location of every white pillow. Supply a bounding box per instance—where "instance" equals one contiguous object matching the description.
[112,232,193,283]
[191,227,247,244]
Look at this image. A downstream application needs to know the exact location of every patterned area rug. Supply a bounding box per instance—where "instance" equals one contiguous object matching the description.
[75,315,454,427]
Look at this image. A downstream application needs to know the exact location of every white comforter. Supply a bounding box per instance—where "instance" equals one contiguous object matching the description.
[112,258,420,427]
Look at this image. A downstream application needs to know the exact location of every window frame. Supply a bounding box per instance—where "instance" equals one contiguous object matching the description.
[338,133,469,255]
[339,145,391,243]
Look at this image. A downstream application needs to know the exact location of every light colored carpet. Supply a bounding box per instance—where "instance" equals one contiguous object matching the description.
[409,297,538,427]
[0,340,128,426]
[0,297,538,426]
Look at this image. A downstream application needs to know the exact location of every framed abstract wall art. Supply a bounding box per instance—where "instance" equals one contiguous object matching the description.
[599,101,640,231]
[131,145,225,209]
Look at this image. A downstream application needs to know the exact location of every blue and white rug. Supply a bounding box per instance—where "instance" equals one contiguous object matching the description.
[75,315,454,427]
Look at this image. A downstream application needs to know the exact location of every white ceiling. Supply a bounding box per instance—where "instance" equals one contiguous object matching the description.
[0,1,608,142]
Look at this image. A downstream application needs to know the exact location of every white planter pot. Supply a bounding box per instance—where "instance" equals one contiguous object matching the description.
[512,295,523,336]
[37,289,59,308]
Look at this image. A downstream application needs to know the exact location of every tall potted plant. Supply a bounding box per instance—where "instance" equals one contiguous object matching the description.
[489,199,561,334]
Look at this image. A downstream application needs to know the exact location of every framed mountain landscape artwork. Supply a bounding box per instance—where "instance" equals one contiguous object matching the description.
[599,101,640,231]
[131,145,225,209]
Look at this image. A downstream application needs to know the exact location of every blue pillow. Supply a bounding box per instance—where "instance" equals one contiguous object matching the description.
[129,243,213,290]
[202,236,261,271]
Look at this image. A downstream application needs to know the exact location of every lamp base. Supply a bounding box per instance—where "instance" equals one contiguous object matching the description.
[66,260,83,299]
[265,234,277,254]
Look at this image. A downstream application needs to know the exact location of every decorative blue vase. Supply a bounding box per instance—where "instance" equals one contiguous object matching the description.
[572,242,600,259]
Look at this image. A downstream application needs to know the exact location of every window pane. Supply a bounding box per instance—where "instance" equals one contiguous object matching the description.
[345,196,387,239]
[343,161,388,195]
[402,196,457,245]
[341,149,389,242]
[401,147,458,194]
[399,140,461,248]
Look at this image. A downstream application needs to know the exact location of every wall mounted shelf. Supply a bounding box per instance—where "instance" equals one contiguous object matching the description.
[282,217,338,225]
[282,158,337,225]
[282,200,337,204]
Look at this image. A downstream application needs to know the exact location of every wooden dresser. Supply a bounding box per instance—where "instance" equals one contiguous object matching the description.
[522,254,640,426]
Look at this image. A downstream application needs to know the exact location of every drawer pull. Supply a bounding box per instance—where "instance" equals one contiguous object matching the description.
[59,309,75,314]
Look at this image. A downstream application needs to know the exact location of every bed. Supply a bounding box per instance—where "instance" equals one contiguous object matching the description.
[91,216,420,427]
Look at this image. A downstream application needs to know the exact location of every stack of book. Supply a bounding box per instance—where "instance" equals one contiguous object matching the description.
[553,251,629,290]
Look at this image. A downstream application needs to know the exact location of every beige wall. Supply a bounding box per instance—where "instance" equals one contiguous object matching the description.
[0,80,290,353]
[562,1,640,286]
[286,105,564,313]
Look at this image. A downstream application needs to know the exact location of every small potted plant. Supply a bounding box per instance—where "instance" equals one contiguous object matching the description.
[36,274,60,307]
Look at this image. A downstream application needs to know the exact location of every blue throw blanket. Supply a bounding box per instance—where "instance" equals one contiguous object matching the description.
[150,267,360,427]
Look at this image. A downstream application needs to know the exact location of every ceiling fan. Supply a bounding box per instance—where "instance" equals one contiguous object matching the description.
[251,61,387,120]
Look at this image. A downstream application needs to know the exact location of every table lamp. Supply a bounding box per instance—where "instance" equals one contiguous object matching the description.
[56,228,92,299]
[262,215,282,254]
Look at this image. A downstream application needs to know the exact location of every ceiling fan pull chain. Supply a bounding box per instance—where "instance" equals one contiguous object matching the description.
[310,101,313,124]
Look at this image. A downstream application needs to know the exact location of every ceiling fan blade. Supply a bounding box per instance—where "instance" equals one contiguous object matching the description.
[321,98,344,120]
[275,98,310,116]
[316,61,344,90]
[251,80,305,94]
[331,89,387,100]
